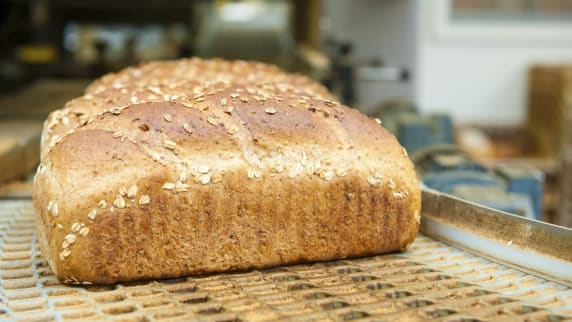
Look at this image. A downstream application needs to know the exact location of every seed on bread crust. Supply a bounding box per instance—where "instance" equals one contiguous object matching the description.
[139,195,150,205]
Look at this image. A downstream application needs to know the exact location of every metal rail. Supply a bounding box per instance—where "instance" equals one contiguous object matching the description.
[421,189,572,285]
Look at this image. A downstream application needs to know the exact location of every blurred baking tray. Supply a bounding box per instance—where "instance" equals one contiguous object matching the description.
[0,190,571,321]
[0,79,89,120]
[0,181,34,200]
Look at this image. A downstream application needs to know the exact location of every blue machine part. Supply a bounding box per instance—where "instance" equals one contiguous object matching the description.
[423,170,504,194]
[434,114,454,148]
[397,114,454,154]
[374,99,453,154]
[410,144,543,220]
[411,144,488,175]
[496,166,545,220]
[375,98,545,220]
[377,102,417,135]
[449,185,535,219]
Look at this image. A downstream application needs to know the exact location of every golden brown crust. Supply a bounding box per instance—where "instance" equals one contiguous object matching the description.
[84,58,330,96]
[41,59,331,160]
[33,59,420,284]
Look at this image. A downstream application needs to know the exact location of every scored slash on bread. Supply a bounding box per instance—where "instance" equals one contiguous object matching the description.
[33,58,420,284]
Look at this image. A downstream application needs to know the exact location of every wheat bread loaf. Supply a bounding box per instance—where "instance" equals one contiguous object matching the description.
[33,59,420,284]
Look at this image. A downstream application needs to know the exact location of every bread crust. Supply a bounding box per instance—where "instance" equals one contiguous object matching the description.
[33,59,420,284]
[40,60,331,160]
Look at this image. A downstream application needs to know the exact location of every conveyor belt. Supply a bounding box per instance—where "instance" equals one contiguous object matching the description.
[0,196,571,321]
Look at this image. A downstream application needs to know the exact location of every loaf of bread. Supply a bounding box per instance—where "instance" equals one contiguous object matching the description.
[34,59,420,284]
[85,58,332,96]
[41,59,331,160]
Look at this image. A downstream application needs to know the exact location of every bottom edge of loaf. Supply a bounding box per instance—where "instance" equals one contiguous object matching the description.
[54,247,412,285]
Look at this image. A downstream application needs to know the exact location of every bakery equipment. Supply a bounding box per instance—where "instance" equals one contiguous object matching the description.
[374,100,545,220]
[413,145,544,220]
[373,99,454,153]
[0,188,570,321]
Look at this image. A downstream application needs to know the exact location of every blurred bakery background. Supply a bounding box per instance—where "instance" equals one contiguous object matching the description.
[0,0,571,227]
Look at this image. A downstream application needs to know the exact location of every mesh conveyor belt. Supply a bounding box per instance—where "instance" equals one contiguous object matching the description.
[0,200,570,322]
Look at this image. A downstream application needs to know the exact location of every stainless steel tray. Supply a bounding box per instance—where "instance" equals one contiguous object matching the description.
[0,190,570,321]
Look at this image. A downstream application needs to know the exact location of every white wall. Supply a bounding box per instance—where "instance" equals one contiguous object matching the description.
[416,0,572,126]
[323,0,572,124]
[322,0,417,113]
